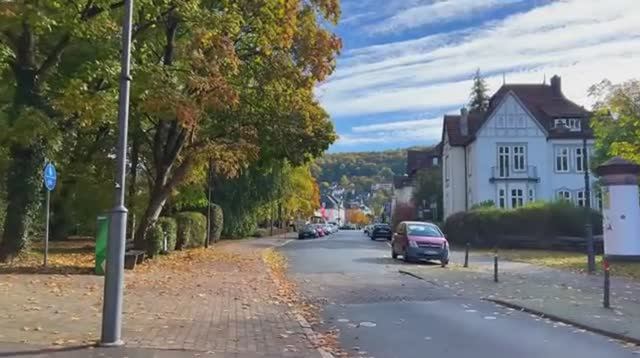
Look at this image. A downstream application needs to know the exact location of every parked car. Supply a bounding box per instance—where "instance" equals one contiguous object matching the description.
[314,224,325,237]
[298,225,318,240]
[370,223,392,240]
[391,221,449,266]
[323,224,333,235]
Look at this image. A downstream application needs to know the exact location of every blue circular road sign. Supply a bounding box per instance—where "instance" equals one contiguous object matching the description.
[44,163,57,191]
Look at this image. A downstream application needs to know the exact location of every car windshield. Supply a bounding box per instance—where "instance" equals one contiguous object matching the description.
[375,224,390,229]
[407,224,442,237]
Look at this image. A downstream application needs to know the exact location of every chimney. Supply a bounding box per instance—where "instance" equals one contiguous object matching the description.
[460,107,469,136]
[551,75,562,97]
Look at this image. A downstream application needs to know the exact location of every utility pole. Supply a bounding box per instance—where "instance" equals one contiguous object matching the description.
[583,118,595,274]
[101,0,134,346]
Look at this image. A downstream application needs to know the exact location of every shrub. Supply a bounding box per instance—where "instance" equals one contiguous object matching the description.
[175,212,207,249]
[209,204,223,243]
[471,200,495,210]
[444,201,602,249]
[146,223,164,258]
[156,217,177,251]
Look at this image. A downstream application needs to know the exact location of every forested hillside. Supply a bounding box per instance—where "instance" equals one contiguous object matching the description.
[312,150,408,185]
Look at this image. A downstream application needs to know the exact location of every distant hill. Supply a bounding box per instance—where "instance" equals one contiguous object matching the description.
[312,149,408,185]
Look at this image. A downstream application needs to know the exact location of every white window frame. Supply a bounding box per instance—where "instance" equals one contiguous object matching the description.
[498,146,510,177]
[576,190,586,207]
[498,188,506,209]
[555,147,570,173]
[575,147,585,172]
[511,188,524,208]
[528,188,535,203]
[557,190,572,201]
[513,145,526,172]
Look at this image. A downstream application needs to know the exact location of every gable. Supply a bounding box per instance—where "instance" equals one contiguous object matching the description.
[476,93,546,138]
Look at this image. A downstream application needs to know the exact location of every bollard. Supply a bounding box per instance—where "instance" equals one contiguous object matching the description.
[494,250,499,283]
[603,258,610,309]
[464,242,470,268]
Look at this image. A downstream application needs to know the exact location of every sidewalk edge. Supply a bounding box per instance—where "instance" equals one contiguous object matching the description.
[485,298,640,346]
[294,313,335,358]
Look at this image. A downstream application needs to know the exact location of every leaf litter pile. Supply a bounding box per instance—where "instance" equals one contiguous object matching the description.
[263,248,347,357]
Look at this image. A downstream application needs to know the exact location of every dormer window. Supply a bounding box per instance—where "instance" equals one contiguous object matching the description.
[554,118,581,131]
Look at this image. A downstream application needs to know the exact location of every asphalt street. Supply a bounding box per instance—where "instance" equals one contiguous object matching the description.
[281,230,639,358]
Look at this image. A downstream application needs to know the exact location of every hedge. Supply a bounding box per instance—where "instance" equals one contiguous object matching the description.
[175,212,207,249]
[209,204,223,244]
[157,217,177,251]
[146,223,164,258]
[443,201,603,249]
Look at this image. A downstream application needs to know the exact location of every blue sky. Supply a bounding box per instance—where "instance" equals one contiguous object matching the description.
[320,0,640,152]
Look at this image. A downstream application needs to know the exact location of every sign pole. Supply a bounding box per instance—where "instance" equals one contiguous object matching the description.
[44,190,50,267]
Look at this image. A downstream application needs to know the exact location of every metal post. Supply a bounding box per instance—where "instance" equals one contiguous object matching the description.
[583,120,595,274]
[101,0,133,346]
[603,258,610,308]
[205,161,212,248]
[494,250,499,283]
[44,190,50,267]
[464,242,469,268]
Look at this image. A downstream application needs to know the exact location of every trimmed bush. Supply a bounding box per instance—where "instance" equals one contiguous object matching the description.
[444,201,603,249]
[156,217,177,251]
[175,212,207,249]
[209,204,223,243]
[146,223,164,258]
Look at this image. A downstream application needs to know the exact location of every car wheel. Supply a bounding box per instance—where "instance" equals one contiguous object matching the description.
[370,236,375,241]
[441,259,449,267]
[403,248,411,263]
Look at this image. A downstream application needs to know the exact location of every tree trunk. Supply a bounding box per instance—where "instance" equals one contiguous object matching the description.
[134,183,170,250]
[0,146,43,262]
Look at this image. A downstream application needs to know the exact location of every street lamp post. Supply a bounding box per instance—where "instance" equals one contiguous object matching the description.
[101,0,134,346]
[583,118,595,274]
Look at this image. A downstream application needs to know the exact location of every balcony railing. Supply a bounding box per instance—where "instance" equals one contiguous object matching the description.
[490,165,539,182]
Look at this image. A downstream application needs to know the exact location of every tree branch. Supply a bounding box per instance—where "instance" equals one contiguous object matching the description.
[36,34,71,77]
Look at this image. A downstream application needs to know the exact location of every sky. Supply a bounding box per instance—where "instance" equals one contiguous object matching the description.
[320,0,640,152]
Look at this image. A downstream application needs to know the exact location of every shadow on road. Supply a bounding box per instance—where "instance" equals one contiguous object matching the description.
[352,256,442,267]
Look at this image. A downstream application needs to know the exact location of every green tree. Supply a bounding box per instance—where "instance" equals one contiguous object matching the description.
[589,79,640,166]
[377,167,394,181]
[412,168,443,221]
[0,0,125,260]
[469,68,489,112]
[339,175,351,188]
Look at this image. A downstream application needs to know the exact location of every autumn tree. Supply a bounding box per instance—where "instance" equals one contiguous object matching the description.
[129,0,340,248]
[589,79,640,165]
[469,68,489,112]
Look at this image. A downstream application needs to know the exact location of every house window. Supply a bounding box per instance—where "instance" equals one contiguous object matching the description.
[596,192,603,210]
[576,190,585,207]
[432,157,438,166]
[575,147,584,172]
[554,118,581,131]
[557,190,571,201]
[498,146,510,177]
[511,189,524,208]
[555,147,569,172]
[498,189,506,208]
[513,146,526,171]
[528,188,535,203]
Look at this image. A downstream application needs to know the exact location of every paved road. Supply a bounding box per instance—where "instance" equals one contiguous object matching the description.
[281,230,639,358]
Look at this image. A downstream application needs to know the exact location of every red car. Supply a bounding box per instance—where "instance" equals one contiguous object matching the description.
[391,221,449,266]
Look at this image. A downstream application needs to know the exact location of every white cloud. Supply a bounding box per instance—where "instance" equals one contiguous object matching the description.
[322,0,640,118]
[337,117,444,147]
[366,0,524,34]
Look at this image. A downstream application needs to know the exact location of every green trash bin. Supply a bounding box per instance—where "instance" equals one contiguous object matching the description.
[95,215,109,275]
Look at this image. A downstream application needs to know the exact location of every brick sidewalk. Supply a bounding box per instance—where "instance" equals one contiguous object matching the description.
[403,250,640,343]
[0,236,321,357]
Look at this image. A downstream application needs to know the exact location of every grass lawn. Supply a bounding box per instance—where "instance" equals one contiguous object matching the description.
[493,249,640,281]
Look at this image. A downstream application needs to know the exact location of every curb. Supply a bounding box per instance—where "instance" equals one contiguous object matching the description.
[485,298,640,346]
[294,313,335,358]
[398,269,424,281]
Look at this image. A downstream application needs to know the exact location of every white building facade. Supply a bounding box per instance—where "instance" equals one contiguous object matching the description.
[442,76,597,218]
